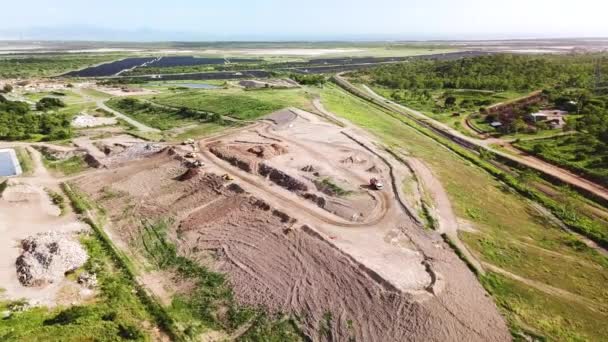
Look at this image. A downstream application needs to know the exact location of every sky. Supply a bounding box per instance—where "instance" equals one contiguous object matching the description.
[1,0,607,41]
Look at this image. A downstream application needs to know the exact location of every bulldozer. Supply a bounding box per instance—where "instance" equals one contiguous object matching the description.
[369,178,384,190]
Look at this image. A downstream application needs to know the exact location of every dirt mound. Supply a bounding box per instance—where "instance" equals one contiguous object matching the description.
[210,144,256,172]
[103,143,164,167]
[176,168,200,181]
[341,155,366,165]
[366,165,381,173]
[258,163,308,192]
[301,165,317,172]
[246,143,288,159]
[84,153,103,168]
[16,232,88,287]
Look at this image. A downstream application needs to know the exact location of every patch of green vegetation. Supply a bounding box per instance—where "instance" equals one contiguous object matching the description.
[106,98,209,130]
[315,177,352,197]
[237,315,303,342]
[0,180,8,196]
[0,54,125,78]
[14,147,33,176]
[46,188,67,215]
[318,311,333,340]
[43,155,88,176]
[151,87,314,120]
[481,272,608,341]
[36,97,66,111]
[320,83,608,340]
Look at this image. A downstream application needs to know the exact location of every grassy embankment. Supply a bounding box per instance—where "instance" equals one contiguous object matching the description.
[319,83,608,341]
[14,147,34,176]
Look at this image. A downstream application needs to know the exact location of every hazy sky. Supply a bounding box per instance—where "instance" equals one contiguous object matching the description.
[1,0,607,40]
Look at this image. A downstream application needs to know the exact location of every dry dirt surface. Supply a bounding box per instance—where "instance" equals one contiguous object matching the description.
[0,181,90,306]
[74,109,510,341]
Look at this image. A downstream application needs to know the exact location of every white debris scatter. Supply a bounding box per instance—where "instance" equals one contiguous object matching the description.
[16,232,88,287]
[71,114,117,128]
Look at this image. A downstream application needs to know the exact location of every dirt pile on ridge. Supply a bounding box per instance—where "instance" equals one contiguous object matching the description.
[16,232,88,287]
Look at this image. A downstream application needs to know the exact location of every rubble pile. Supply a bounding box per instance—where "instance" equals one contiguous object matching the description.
[16,232,88,287]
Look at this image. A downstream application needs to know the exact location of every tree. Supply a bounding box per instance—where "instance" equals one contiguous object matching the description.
[444,96,457,108]
[1,84,13,93]
[36,97,66,111]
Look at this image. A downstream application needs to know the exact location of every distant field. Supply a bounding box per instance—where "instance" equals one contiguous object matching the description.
[0,54,125,78]
[150,87,315,120]
[319,83,608,341]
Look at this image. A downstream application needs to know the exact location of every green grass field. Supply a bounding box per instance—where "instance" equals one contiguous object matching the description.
[319,83,608,341]
[43,155,88,176]
[150,87,315,120]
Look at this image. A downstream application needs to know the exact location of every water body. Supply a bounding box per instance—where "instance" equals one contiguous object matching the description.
[0,149,20,177]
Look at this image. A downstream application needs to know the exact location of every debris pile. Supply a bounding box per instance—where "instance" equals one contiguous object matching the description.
[16,232,88,287]
[71,114,117,128]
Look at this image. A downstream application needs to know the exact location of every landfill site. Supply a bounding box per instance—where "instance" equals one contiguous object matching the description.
[59,107,511,341]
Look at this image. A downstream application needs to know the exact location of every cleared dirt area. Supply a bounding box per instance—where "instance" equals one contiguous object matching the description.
[73,108,509,340]
[0,180,90,306]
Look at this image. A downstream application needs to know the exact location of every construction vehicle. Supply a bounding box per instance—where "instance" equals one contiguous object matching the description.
[222,174,234,181]
[185,152,195,158]
[191,160,204,168]
[182,138,195,146]
[370,178,384,190]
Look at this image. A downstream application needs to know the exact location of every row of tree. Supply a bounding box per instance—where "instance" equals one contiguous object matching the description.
[356,54,606,92]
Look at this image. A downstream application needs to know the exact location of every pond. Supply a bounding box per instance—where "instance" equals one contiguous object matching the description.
[0,149,22,177]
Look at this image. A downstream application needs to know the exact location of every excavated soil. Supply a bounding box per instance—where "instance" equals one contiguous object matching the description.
[75,134,510,341]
